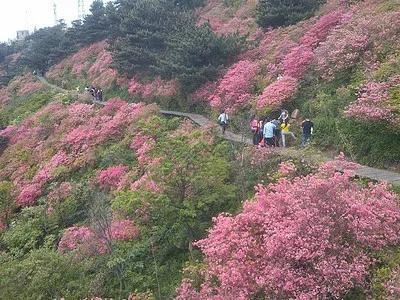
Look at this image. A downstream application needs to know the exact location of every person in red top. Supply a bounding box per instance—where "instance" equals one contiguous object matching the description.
[250,116,259,145]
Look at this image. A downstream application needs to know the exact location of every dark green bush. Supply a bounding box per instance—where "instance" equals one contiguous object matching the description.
[256,0,326,28]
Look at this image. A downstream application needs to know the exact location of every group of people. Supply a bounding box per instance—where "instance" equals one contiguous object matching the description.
[85,86,103,102]
[251,110,314,148]
[217,109,314,148]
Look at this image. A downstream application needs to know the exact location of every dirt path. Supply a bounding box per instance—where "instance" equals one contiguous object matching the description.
[38,76,400,186]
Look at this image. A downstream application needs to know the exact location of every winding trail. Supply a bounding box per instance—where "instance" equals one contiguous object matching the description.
[38,76,400,186]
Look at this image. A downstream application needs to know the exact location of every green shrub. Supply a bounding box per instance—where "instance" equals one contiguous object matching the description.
[256,0,326,28]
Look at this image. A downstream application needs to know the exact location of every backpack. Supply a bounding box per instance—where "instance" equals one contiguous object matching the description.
[251,119,258,133]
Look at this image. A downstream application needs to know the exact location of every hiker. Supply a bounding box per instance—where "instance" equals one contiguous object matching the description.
[76,86,80,93]
[33,70,37,76]
[278,109,289,123]
[301,118,314,147]
[250,116,259,145]
[217,110,229,134]
[98,89,103,102]
[272,118,281,147]
[281,119,296,148]
[263,118,276,147]
[257,119,264,146]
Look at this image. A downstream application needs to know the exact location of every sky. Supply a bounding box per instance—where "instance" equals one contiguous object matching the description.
[0,0,96,42]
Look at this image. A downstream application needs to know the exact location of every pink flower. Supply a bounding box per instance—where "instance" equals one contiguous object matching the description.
[257,76,299,109]
[207,60,259,111]
[17,183,42,207]
[110,220,140,240]
[277,161,296,176]
[97,165,129,189]
[178,158,400,299]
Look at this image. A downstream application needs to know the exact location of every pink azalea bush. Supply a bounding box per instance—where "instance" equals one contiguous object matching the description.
[257,76,299,109]
[282,45,314,78]
[5,73,44,98]
[177,158,400,299]
[46,41,119,88]
[300,9,346,48]
[128,77,179,98]
[58,219,140,255]
[345,76,400,123]
[277,160,297,176]
[0,98,156,208]
[110,220,140,240]
[97,165,129,190]
[207,60,259,110]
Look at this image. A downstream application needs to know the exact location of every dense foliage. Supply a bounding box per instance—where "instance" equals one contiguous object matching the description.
[177,157,400,299]
[256,0,326,28]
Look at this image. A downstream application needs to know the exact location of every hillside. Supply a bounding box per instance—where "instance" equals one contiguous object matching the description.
[0,0,400,299]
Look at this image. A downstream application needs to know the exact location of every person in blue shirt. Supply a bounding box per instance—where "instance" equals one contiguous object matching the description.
[263,118,276,147]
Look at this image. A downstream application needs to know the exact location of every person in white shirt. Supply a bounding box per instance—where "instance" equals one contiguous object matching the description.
[218,110,229,134]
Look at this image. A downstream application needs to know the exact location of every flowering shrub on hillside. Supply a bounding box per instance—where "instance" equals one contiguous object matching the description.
[345,76,400,123]
[300,9,346,48]
[0,99,155,207]
[128,77,179,98]
[46,41,119,88]
[5,73,45,98]
[257,76,299,109]
[177,158,400,299]
[207,60,259,110]
[97,165,129,190]
[58,220,140,255]
[282,45,314,78]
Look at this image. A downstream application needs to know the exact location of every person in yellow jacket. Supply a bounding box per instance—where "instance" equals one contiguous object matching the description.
[280,119,296,147]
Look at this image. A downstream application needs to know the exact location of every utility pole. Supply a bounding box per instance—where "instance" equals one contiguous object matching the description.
[78,0,85,19]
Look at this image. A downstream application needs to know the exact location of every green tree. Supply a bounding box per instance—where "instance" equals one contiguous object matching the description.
[111,0,243,92]
[256,0,326,28]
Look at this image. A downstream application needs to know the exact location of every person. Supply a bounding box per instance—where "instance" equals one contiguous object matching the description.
[217,110,229,134]
[250,117,259,145]
[33,70,37,76]
[281,119,296,147]
[257,119,264,146]
[301,118,314,147]
[76,86,80,93]
[263,118,276,147]
[278,109,289,123]
[98,89,103,102]
[272,118,281,147]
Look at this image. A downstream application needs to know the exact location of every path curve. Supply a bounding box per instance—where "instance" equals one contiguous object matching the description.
[38,76,400,186]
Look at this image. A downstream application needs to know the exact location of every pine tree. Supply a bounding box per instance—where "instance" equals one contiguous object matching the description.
[256,0,326,28]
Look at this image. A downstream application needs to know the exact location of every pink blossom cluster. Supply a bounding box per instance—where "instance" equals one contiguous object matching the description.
[315,26,369,79]
[196,0,256,36]
[97,165,129,190]
[128,77,179,98]
[130,172,160,193]
[206,60,259,110]
[46,41,120,88]
[300,10,346,48]
[110,220,140,240]
[0,87,12,105]
[5,73,44,98]
[177,158,400,299]
[386,266,400,300]
[0,99,153,208]
[58,219,140,255]
[345,76,400,123]
[130,134,156,166]
[277,161,296,176]
[257,76,299,109]
[282,45,314,78]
